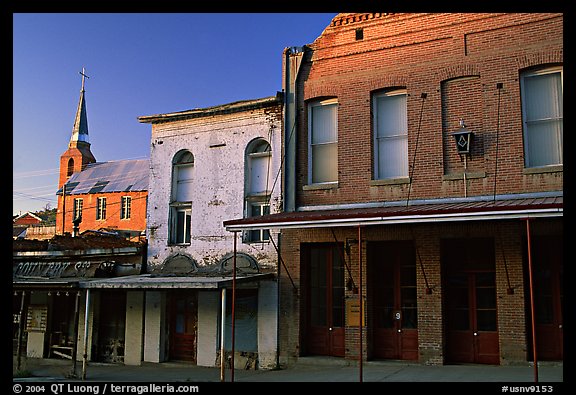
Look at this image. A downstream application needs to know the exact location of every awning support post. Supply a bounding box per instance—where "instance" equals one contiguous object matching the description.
[82,289,91,380]
[16,291,26,371]
[231,231,238,382]
[526,218,539,383]
[220,288,226,382]
[71,291,80,377]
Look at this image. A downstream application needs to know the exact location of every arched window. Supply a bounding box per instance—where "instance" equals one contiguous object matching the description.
[244,139,272,243]
[67,158,75,177]
[169,150,194,245]
[246,139,272,196]
[172,150,194,202]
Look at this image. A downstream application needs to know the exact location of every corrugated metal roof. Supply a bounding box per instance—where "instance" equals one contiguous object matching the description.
[224,195,563,230]
[58,159,148,195]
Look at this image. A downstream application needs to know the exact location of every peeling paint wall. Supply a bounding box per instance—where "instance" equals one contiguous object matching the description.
[146,102,283,272]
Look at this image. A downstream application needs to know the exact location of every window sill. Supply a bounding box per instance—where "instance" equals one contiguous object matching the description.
[244,240,271,245]
[442,171,486,181]
[523,165,563,175]
[168,243,191,247]
[370,177,410,186]
[303,182,339,191]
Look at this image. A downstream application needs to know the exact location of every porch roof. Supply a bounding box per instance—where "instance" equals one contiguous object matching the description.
[224,194,563,231]
[79,273,275,289]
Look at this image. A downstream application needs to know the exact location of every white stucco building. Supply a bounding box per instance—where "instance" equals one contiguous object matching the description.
[137,95,283,369]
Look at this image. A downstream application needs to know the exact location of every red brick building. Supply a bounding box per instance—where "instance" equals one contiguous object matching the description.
[56,71,148,239]
[225,13,563,367]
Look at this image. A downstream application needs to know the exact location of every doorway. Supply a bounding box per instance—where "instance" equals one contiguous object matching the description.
[368,241,418,360]
[169,292,198,362]
[303,243,345,357]
[442,238,500,365]
[525,235,563,361]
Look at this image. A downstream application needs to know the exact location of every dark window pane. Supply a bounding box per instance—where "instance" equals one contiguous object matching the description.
[402,307,418,329]
[449,309,469,330]
[311,307,326,326]
[332,306,344,328]
[476,287,496,309]
[401,266,416,286]
[376,307,394,328]
[476,272,495,287]
[401,287,417,308]
[477,310,497,331]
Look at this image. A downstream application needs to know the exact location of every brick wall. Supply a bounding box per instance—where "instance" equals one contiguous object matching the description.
[293,13,562,208]
[57,191,147,235]
[279,217,562,365]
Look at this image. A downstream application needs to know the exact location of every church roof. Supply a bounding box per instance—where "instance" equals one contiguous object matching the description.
[70,69,90,144]
[57,159,149,195]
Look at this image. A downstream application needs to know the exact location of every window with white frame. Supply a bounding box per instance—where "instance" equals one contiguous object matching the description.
[172,150,194,202]
[247,202,270,242]
[247,139,272,195]
[170,205,192,245]
[373,89,408,180]
[121,196,131,220]
[520,66,563,168]
[96,197,106,220]
[308,99,338,184]
[244,138,272,243]
[73,198,83,220]
[169,150,194,245]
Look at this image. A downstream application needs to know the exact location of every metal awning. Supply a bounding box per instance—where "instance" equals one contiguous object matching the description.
[79,273,275,289]
[12,278,85,289]
[224,195,563,231]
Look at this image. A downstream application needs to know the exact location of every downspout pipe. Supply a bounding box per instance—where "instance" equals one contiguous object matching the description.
[282,46,304,213]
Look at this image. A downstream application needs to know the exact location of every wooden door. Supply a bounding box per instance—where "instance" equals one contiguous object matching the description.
[527,236,563,361]
[305,244,345,357]
[369,241,418,361]
[443,238,500,365]
[169,292,198,362]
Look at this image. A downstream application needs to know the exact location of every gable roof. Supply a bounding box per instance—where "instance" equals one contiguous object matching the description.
[13,211,43,223]
[57,158,149,196]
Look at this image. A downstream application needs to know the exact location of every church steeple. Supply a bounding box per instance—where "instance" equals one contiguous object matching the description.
[70,68,90,145]
[58,67,96,189]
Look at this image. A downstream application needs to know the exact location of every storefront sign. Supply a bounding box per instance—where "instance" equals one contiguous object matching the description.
[26,305,47,332]
[346,297,365,327]
[14,261,96,278]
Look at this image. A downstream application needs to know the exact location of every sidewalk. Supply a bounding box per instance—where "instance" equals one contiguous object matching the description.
[13,356,563,383]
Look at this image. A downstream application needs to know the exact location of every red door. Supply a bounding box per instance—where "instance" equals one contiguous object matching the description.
[169,292,198,362]
[443,238,500,365]
[528,236,563,361]
[305,244,345,357]
[369,241,418,360]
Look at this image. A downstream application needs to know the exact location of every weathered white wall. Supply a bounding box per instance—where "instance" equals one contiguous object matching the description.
[196,290,219,367]
[144,99,282,369]
[124,291,144,365]
[146,105,282,271]
[143,291,166,363]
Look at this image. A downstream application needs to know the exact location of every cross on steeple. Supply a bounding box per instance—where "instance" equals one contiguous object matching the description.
[79,67,90,91]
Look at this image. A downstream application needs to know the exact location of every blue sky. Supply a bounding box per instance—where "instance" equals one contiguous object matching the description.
[13,13,337,215]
